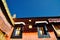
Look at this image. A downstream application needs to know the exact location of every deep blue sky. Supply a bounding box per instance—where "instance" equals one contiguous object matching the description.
[6,0,60,18]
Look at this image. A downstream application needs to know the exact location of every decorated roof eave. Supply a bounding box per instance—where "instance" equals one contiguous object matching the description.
[0,0,14,26]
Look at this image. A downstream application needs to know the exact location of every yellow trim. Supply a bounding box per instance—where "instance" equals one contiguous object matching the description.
[2,0,14,25]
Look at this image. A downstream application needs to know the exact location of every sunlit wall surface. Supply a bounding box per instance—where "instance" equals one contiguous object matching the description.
[6,0,60,18]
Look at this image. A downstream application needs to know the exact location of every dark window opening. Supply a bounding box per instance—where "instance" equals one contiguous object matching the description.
[37,25,50,38]
[11,24,23,38]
